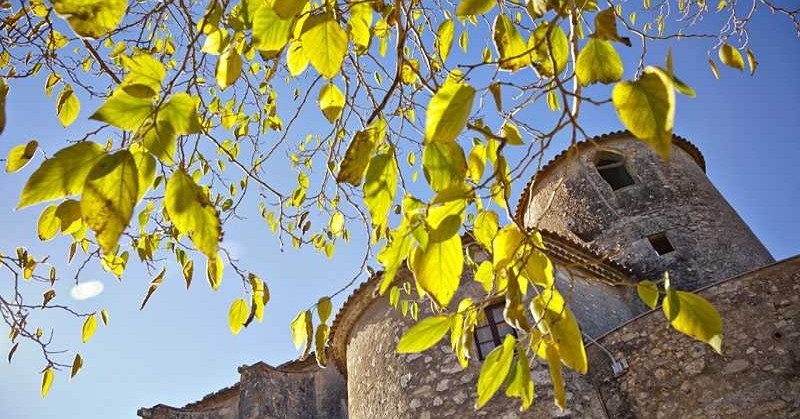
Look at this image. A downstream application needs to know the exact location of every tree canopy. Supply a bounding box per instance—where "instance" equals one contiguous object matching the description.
[0,0,797,411]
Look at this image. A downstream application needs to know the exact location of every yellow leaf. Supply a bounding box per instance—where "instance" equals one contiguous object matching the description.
[119,54,165,98]
[612,66,675,160]
[18,142,105,209]
[530,288,588,374]
[82,314,97,343]
[41,366,54,398]
[456,0,496,17]
[409,234,463,307]
[317,297,333,324]
[164,169,220,259]
[718,43,744,71]
[158,92,202,135]
[253,6,292,53]
[70,353,83,380]
[228,298,249,335]
[80,150,139,254]
[131,149,155,201]
[290,309,313,358]
[272,0,305,19]
[52,0,127,39]
[318,83,345,123]
[746,48,758,76]
[505,346,534,410]
[300,13,348,79]
[637,279,660,309]
[663,289,723,354]
[437,20,455,62]
[139,268,165,310]
[0,79,7,135]
[89,89,153,131]
[6,140,39,173]
[216,49,242,91]
[476,334,515,408]
[529,23,569,77]
[425,72,475,144]
[576,39,624,86]
[315,324,330,366]
[286,41,309,76]
[350,3,373,54]
[135,118,177,165]
[396,315,453,353]
[337,118,386,186]
[100,309,109,325]
[544,341,566,410]
[422,140,467,192]
[206,254,224,291]
[493,14,530,72]
[56,85,80,127]
[363,152,397,233]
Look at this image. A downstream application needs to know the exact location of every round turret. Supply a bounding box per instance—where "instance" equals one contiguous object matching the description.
[516,131,773,290]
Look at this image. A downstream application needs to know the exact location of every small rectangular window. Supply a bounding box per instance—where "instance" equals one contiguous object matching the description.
[648,233,674,256]
[596,159,635,190]
[473,302,517,360]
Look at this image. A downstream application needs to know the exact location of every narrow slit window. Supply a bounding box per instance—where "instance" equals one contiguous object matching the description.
[595,154,635,190]
[473,302,517,360]
[648,233,674,256]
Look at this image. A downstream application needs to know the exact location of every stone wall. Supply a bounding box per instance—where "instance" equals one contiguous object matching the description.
[523,135,773,290]
[138,361,346,419]
[589,256,800,418]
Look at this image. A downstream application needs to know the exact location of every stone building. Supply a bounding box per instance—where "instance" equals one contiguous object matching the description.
[139,131,799,419]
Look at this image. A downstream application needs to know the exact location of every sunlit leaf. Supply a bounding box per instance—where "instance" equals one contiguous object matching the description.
[396,315,452,353]
[437,20,455,62]
[52,0,127,39]
[425,72,475,144]
[637,279,659,309]
[80,150,139,254]
[139,268,165,310]
[456,0,496,17]
[493,14,530,72]
[576,39,623,86]
[216,49,242,91]
[70,353,83,379]
[422,141,467,192]
[290,309,313,358]
[591,8,632,46]
[363,152,397,233]
[505,345,534,410]
[317,296,333,324]
[544,341,566,410]
[120,54,165,98]
[286,41,309,76]
[6,140,38,173]
[530,288,587,374]
[81,314,97,343]
[663,288,723,354]
[228,298,249,335]
[530,23,569,77]
[164,169,220,258]
[350,3,373,54]
[318,83,345,123]
[56,86,80,127]
[252,6,292,53]
[718,43,744,71]
[18,142,105,209]
[90,89,152,131]
[337,118,386,186]
[37,205,59,241]
[41,366,54,397]
[158,92,202,135]
[300,13,348,78]
[476,334,515,408]
[314,323,329,366]
[746,48,758,75]
[0,79,7,135]
[612,66,675,159]
[409,234,463,307]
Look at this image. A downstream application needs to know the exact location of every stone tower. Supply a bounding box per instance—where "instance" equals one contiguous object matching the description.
[516,131,774,290]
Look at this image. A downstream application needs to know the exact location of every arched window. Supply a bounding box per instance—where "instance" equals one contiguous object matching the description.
[594,152,635,190]
[474,302,517,360]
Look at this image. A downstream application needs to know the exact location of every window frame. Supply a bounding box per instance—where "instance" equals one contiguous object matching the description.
[594,152,635,191]
[473,301,517,360]
[648,232,675,256]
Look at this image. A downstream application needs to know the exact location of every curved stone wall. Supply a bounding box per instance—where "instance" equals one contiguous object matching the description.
[523,135,773,290]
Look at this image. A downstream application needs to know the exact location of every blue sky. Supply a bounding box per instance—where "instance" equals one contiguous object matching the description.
[1,7,799,419]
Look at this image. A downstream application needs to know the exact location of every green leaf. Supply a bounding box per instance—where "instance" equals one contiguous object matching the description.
[120,54,165,98]
[409,234,463,307]
[317,296,333,324]
[363,152,397,232]
[505,346,534,410]
[56,85,80,127]
[437,20,455,62]
[718,43,744,71]
[18,142,105,209]
[80,150,139,254]
[81,313,97,343]
[290,310,313,358]
[530,23,569,77]
[337,118,386,186]
[164,169,220,259]
[252,6,292,53]
[612,66,675,159]
[637,279,659,309]
[300,13,348,79]
[41,366,54,398]
[663,289,723,354]
[228,298,249,335]
[530,288,587,374]
[6,140,38,173]
[396,315,453,353]
[318,83,345,123]
[476,334,515,408]
[90,89,153,131]
[55,199,83,234]
[456,0,496,17]
[422,141,467,192]
[37,205,60,241]
[425,72,475,144]
[70,353,83,380]
[216,49,242,91]
[131,149,155,201]
[493,14,530,72]
[158,92,202,135]
[576,39,623,86]
[52,0,127,39]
